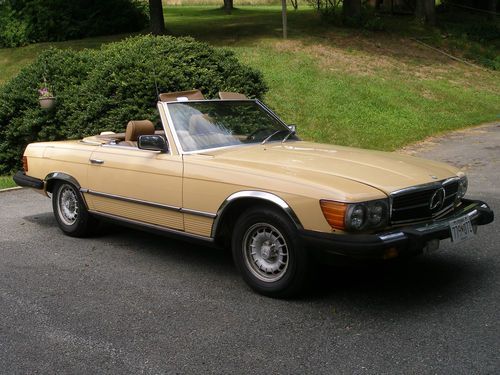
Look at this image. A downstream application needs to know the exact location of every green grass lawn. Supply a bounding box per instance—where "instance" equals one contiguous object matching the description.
[0,6,499,151]
[164,6,499,149]
[0,176,15,189]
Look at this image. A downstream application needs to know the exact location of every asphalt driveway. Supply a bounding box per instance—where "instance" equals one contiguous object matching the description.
[1,124,499,374]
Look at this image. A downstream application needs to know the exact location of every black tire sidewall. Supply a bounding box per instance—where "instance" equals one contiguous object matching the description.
[232,207,309,298]
[52,182,91,237]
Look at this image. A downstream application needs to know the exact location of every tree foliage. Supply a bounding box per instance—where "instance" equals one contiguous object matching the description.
[0,0,148,48]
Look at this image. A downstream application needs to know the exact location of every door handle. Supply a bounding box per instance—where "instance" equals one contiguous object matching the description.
[89,159,104,165]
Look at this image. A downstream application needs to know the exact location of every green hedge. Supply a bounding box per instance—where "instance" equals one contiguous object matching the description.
[0,0,148,48]
[0,35,268,173]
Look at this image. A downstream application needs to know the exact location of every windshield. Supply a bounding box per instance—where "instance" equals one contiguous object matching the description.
[167,101,292,152]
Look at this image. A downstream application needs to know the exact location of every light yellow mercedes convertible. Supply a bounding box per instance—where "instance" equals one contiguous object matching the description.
[14,90,494,297]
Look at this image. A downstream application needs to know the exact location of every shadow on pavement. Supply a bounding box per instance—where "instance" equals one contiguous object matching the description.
[23,212,489,313]
[23,212,56,227]
[307,255,485,304]
[107,223,487,310]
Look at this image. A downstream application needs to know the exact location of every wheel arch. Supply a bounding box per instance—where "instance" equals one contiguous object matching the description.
[44,172,89,209]
[211,191,303,243]
[44,172,81,193]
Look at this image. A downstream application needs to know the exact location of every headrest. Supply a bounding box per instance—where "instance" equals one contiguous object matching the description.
[189,114,215,135]
[125,120,155,141]
[218,92,248,100]
[159,89,205,102]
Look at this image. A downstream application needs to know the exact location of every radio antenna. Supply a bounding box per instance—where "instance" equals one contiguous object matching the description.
[152,63,160,101]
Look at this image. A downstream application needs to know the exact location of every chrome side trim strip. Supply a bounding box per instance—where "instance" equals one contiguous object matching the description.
[181,208,217,219]
[80,189,216,218]
[88,210,214,242]
[81,189,181,211]
[211,190,303,237]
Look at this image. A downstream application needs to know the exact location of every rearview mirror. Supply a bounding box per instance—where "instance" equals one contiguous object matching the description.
[138,135,169,153]
[288,125,297,134]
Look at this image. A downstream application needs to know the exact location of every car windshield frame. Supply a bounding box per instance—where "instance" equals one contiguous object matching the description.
[162,99,293,154]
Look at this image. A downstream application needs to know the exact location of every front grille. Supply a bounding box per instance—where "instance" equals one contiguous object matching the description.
[391,179,459,224]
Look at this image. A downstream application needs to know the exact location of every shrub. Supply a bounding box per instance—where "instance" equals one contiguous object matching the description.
[0,0,148,48]
[0,35,268,173]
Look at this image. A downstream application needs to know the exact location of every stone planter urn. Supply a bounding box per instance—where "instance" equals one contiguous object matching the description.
[39,96,56,110]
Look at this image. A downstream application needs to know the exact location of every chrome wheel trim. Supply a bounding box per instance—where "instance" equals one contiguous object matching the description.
[57,185,79,226]
[242,223,289,283]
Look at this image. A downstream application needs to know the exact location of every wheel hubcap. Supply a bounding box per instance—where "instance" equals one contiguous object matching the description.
[57,186,79,226]
[243,223,289,282]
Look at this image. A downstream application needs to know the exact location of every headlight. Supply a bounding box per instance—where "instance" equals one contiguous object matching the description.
[320,199,389,232]
[457,176,468,200]
[347,204,366,230]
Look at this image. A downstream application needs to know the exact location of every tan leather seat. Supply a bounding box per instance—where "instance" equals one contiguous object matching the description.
[218,92,247,100]
[189,114,215,135]
[159,90,205,102]
[119,120,155,147]
[186,114,237,151]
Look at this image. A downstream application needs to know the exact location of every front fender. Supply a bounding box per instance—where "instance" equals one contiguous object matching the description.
[211,190,303,238]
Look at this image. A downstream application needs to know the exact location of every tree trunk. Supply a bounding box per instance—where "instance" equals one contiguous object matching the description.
[224,0,234,14]
[415,0,435,25]
[488,0,497,20]
[282,0,288,39]
[423,0,435,25]
[415,0,424,20]
[149,0,165,35]
[342,0,361,20]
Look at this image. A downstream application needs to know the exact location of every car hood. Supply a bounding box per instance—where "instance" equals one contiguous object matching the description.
[202,141,460,195]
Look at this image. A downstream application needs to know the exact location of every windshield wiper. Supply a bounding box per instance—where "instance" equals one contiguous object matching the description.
[261,130,284,145]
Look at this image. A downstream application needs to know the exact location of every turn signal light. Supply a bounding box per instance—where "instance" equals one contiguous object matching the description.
[320,200,346,230]
[383,247,399,259]
[22,156,28,172]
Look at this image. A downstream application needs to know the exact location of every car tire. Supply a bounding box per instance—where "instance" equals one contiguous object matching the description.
[231,206,309,298]
[52,181,96,237]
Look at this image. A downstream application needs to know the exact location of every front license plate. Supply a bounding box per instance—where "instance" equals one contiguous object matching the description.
[449,216,474,244]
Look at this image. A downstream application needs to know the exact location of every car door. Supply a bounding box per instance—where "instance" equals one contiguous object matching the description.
[84,146,183,230]
[83,106,184,231]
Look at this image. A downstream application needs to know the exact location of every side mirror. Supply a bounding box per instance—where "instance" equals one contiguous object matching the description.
[288,124,297,134]
[138,135,169,153]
